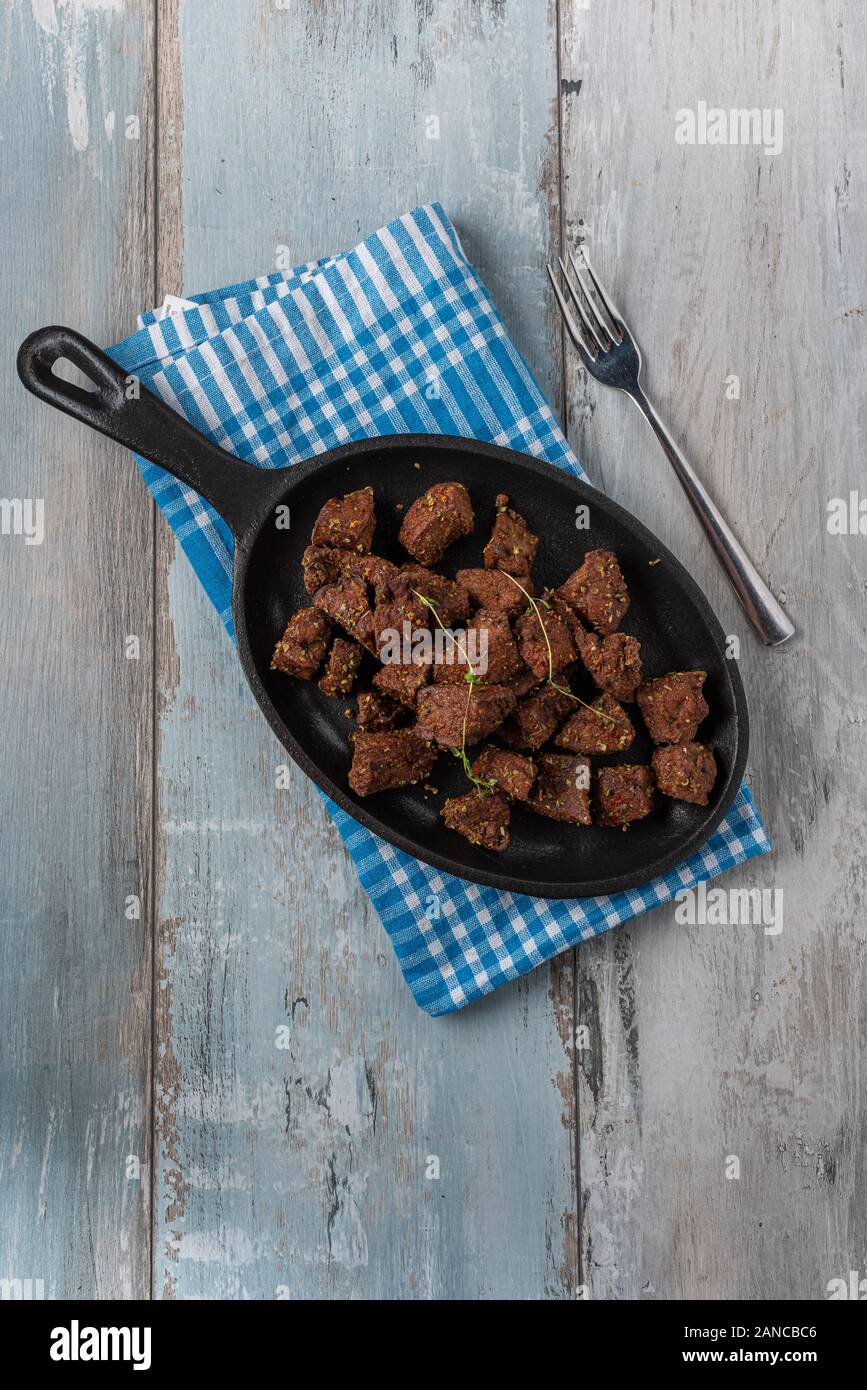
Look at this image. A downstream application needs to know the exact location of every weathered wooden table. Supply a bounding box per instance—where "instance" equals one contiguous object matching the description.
[2,0,864,1300]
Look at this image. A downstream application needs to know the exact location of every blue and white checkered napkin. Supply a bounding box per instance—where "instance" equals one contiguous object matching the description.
[108,203,771,1016]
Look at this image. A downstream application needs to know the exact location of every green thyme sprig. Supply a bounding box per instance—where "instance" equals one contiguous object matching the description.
[412,590,474,670]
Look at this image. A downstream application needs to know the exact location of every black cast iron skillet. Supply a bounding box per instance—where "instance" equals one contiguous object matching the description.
[17,325,749,898]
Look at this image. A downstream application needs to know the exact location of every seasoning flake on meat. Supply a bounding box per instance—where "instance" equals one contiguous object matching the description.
[372,573,430,654]
[528,753,592,824]
[515,602,577,680]
[498,684,573,750]
[302,545,398,596]
[441,790,511,851]
[271,607,330,681]
[455,567,536,616]
[595,764,655,827]
[636,670,709,744]
[482,493,539,576]
[355,688,409,732]
[470,746,537,801]
[398,481,474,565]
[311,486,376,553]
[372,660,431,708]
[415,683,516,747]
[555,691,635,755]
[348,729,438,796]
[314,576,376,651]
[318,638,363,697]
[400,565,472,624]
[651,742,717,805]
[432,608,522,685]
[576,629,643,702]
[557,549,629,634]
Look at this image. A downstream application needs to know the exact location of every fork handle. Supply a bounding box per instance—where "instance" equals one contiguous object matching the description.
[628,386,795,646]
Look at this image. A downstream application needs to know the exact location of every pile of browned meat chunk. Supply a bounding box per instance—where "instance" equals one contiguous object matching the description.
[271,479,718,852]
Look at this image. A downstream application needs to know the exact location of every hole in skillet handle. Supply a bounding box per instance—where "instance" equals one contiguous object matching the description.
[17,325,126,423]
[16,324,275,541]
[51,361,100,394]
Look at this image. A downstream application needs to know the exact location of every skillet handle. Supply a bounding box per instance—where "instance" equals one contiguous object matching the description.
[17,325,270,540]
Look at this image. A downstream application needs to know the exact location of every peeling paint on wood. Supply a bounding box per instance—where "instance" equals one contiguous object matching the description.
[0,0,154,1299]
[560,0,867,1299]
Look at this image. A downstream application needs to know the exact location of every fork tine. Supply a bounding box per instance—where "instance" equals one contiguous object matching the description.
[546,262,596,363]
[571,244,624,339]
[567,249,617,347]
[556,256,607,354]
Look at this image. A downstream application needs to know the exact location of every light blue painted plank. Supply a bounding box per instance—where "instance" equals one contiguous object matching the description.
[560,0,867,1297]
[153,0,577,1298]
[0,0,154,1298]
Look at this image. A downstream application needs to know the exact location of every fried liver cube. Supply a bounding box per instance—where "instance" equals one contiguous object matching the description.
[470,745,537,801]
[499,684,573,750]
[372,573,429,654]
[548,592,588,645]
[311,486,376,553]
[577,629,643,702]
[555,692,635,755]
[348,729,439,796]
[636,670,709,744]
[483,493,539,577]
[302,545,341,593]
[415,683,516,747]
[302,545,397,596]
[651,742,717,805]
[442,790,511,851]
[432,609,522,685]
[528,754,592,825]
[355,688,409,732]
[557,549,629,635]
[314,487,377,552]
[271,607,331,680]
[372,659,431,708]
[400,565,471,624]
[318,638,363,697]
[510,666,541,699]
[515,603,577,680]
[314,576,376,651]
[595,764,655,827]
[466,609,523,684]
[348,552,399,589]
[398,481,474,565]
[455,567,535,616]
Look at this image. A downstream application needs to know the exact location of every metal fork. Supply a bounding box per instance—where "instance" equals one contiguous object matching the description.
[547,247,794,646]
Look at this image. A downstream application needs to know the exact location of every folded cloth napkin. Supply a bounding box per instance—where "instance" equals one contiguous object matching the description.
[107,203,771,1016]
